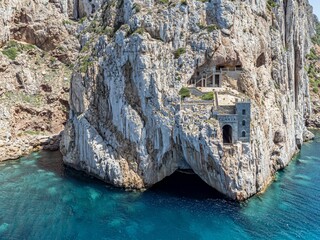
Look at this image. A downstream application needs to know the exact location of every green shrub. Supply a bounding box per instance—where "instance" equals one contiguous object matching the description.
[206,24,218,32]
[201,92,214,100]
[133,3,141,12]
[132,27,145,35]
[267,0,277,10]
[197,23,206,29]
[80,56,93,73]
[6,41,35,51]
[23,130,43,135]
[313,87,319,93]
[1,41,35,60]
[2,47,18,60]
[104,26,115,37]
[157,0,169,5]
[306,48,318,60]
[79,17,86,24]
[174,47,186,59]
[62,19,73,25]
[179,87,190,99]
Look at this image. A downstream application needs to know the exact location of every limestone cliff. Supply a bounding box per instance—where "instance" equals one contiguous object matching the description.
[306,19,320,128]
[60,0,315,200]
[0,0,78,160]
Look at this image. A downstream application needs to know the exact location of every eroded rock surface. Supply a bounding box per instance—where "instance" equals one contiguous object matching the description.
[60,0,316,200]
[0,0,79,160]
[306,40,320,128]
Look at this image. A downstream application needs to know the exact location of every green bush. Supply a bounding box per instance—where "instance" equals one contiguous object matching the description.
[79,17,86,24]
[201,92,214,100]
[133,3,141,12]
[23,130,43,135]
[157,0,169,5]
[62,20,73,25]
[2,47,18,60]
[6,41,35,51]
[174,48,186,59]
[306,48,318,60]
[179,87,190,99]
[132,27,145,35]
[1,41,35,60]
[197,23,206,29]
[206,24,218,32]
[313,87,319,94]
[80,56,93,73]
[104,26,115,37]
[267,0,277,10]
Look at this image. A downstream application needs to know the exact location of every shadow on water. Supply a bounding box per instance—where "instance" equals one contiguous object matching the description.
[36,150,65,176]
[36,150,112,188]
[149,171,226,200]
[36,151,227,200]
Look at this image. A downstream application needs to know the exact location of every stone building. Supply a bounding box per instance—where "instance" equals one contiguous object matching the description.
[213,101,251,144]
[187,64,243,88]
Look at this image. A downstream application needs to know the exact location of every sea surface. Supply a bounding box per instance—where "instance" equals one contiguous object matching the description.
[0,132,320,240]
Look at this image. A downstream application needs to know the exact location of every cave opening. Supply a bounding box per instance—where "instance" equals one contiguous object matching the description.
[150,171,225,199]
[222,125,233,144]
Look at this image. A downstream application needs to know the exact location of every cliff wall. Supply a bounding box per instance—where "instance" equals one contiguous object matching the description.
[1,0,315,200]
[61,0,315,200]
[0,0,78,160]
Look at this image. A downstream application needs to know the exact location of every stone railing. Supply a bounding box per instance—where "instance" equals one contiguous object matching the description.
[190,74,214,88]
[181,100,213,110]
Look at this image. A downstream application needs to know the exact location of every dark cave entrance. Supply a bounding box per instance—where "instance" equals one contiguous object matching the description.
[223,125,233,144]
[150,171,225,199]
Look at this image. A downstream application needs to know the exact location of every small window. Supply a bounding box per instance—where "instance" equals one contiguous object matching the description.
[242,109,246,115]
[242,131,246,137]
[242,120,246,126]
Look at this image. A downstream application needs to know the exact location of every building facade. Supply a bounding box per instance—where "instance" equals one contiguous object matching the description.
[214,101,251,144]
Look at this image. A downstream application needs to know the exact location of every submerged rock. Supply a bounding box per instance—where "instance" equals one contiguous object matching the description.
[303,130,315,142]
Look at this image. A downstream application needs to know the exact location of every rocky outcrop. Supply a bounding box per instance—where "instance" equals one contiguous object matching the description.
[306,36,320,128]
[60,0,315,200]
[0,0,78,160]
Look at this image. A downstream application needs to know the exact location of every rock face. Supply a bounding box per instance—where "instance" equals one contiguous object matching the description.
[306,39,320,128]
[61,0,315,200]
[0,0,78,160]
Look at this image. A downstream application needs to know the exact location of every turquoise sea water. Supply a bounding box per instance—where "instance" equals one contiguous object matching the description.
[0,132,320,239]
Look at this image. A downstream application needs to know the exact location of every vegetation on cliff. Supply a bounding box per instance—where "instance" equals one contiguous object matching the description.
[307,21,320,94]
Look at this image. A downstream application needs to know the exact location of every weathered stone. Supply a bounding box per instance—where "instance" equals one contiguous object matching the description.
[303,129,315,142]
[61,0,315,200]
[274,130,285,144]
[0,0,77,160]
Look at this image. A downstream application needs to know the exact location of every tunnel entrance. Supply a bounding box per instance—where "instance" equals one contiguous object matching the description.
[150,171,225,199]
[223,125,233,144]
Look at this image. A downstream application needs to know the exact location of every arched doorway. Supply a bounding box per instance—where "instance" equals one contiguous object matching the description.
[222,125,232,143]
[242,131,246,137]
